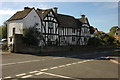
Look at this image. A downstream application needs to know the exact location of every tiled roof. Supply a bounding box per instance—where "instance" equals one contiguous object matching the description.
[7,7,89,29]
[7,8,33,21]
[78,17,90,26]
[7,8,53,21]
[56,14,82,28]
[36,9,52,19]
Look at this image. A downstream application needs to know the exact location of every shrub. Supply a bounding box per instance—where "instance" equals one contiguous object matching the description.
[101,34,115,45]
[23,27,42,46]
[87,37,102,46]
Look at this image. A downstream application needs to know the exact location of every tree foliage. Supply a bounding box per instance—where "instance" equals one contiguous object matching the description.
[2,25,7,39]
[23,27,42,46]
[101,34,115,45]
[0,27,2,40]
[0,22,7,39]
[87,37,102,46]
[108,26,118,36]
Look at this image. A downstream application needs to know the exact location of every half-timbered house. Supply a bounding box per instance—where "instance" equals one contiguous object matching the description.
[36,8,59,46]
[7,7,92,48]
[56,14,82,45]
[78,15,91,45]
[7,7,59,47]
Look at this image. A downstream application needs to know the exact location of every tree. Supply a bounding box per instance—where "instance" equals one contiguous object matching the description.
[23,26,42,46]
[0,27,2,40]
[108,26,118,36]
[0,22,7,39]
[2,25,7,39]
[22,22,43,46]
[101,34,115,45]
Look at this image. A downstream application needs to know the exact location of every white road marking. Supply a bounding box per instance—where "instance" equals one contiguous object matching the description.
[35,72,44,75]
[2,59,41,66]
[21,75,32,78]
[110,60,120,64]
[77,62,83,64]
[4,76,11,79]
[16,73,26,77]
[3,59,94,79]
[2,63,16,66]
[52,57,64,59]
[66,64,72,66]
[71,62,77,65]
[58,65,66,68]
[40,69,48,71]
[50,67,58,69]
[32,60,40,62]
[17,61,32,64]
[29,71,39,74]
[2,55,69,66]
[43,72,81,80]
[82,61,88,62]
[43,72,72,79]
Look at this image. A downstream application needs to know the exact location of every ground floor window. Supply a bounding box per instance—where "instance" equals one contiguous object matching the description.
[72,37,75,42]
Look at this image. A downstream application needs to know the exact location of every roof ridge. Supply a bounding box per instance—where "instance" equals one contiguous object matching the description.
[57,14,75,19]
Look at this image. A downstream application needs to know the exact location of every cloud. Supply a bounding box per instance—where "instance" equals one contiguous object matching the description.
[38,4,49,9]
[0,9,21,15]
[0,4,49,16]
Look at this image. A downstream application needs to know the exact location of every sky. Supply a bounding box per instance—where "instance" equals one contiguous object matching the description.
[0,2,118,32]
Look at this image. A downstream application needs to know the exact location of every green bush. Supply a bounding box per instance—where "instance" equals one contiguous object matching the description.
[101,34,115,45]
[87,37,102,46]
[23,27,42,46]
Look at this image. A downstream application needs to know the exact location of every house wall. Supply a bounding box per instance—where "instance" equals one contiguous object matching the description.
[7,20,23,45]
[42,11,59,45]
[23,9,41,30]
[59,28,79,45]
[59,25,91,46]
[80,26,91,45]
[7,8,91,48]
[7,9,42,46]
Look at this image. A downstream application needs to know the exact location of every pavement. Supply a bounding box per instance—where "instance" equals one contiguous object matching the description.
[1,49,120,80]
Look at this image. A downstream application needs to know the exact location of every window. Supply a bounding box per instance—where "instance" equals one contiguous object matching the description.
[72,37,75,42]
[13,28,15,35]
[72,29,75,33]
[49,22,53,27]
[10,38,12,42]
[35,23,39,26]
[50,29,54,34]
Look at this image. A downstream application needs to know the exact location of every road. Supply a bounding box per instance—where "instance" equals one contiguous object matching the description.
[1,49,120,80]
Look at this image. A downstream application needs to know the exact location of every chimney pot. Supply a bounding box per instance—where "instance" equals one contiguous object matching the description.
[81,14,85,18]
[53,7,58,14]
[24,7,30,9]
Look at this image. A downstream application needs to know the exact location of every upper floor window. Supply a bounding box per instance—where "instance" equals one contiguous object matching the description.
[49,22,53,27]
[72,29,75,33]
[50,29,54,34]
